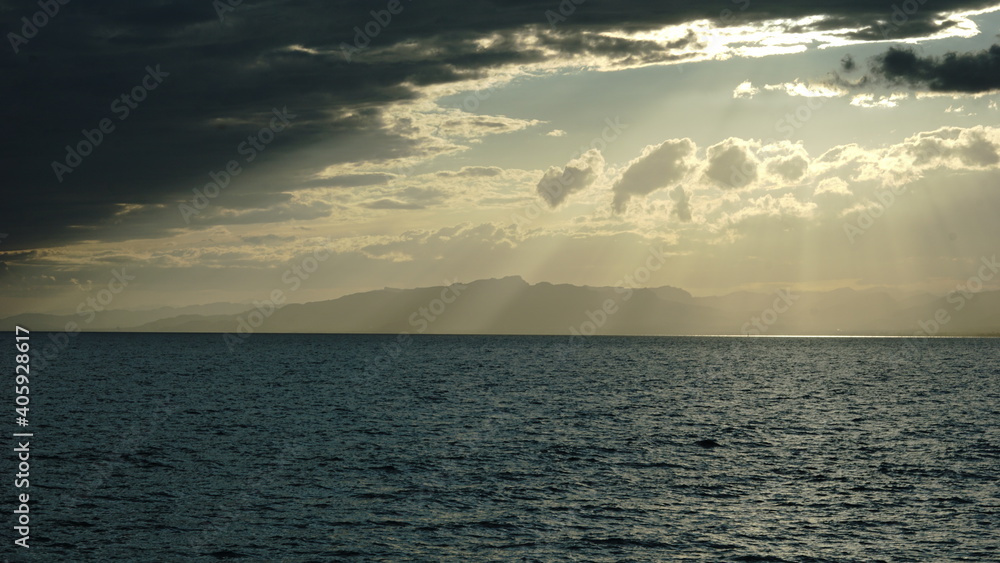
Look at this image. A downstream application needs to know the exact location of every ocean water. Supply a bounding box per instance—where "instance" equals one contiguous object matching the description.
[7,334,1000,562]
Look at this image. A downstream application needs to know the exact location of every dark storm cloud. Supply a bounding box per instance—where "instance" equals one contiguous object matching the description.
[0,250,38,263]
[865,44,1000,93]
[536,28,699,66]
[846,17,958,42]
[2,0,995,250]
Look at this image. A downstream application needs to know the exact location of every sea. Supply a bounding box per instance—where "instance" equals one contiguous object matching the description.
[5,333,999,562]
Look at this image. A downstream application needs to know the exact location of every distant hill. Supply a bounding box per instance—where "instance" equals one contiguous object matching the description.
[2,277,999,336]
[0,303,252,332]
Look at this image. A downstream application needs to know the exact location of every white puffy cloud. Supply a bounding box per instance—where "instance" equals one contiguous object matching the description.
[733,80,759,99]
[734,80,847,100]
[703,138,760,189]
[611,139,696,212]
[760,142,811,184]
[864,126,1000,186]
[850,93,908,108]
[952,130,1000,166]
[903,126,1000,167]
[536,149,605,208]
[607,126,1000,229]
[608,125,1000,236]
[814,177,852,196]
[723,193,818,224]
[763,80,847,98]
[811,177,856,216]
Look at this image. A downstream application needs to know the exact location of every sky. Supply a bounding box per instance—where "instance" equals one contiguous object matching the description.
[3,0,1000,315]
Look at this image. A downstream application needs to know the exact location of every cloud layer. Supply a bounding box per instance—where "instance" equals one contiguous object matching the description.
[3,0,997,250]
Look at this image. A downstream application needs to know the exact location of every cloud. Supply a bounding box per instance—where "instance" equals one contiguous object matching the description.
[732,80,759,99]
[890,126,1000,170]
[670,186,692,222]
[723,193,818,224]
[385,103,543,153]
[546,129,568,137]
[766,156,809,184]
[211,200,335,224]
[3,0,996,251]
[814,177,853,197]
[865,44,1000,93]
[735,79,847,100]
[953,131,1000,166]
[240,234,298,245]
[428,112,543,140]
[0,251,39,264]
[363,199,425,210]
[761,142,811,184]
[763,80,847,98]
[704,138,759,189]
[850,93,909,108]
[297,174,396,189]
[811,177,856,214]
[536,150,605,208]
[361,187,448,210]
[609,126,1000,231]
[435,166,505,178]
[612,139,696,212]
